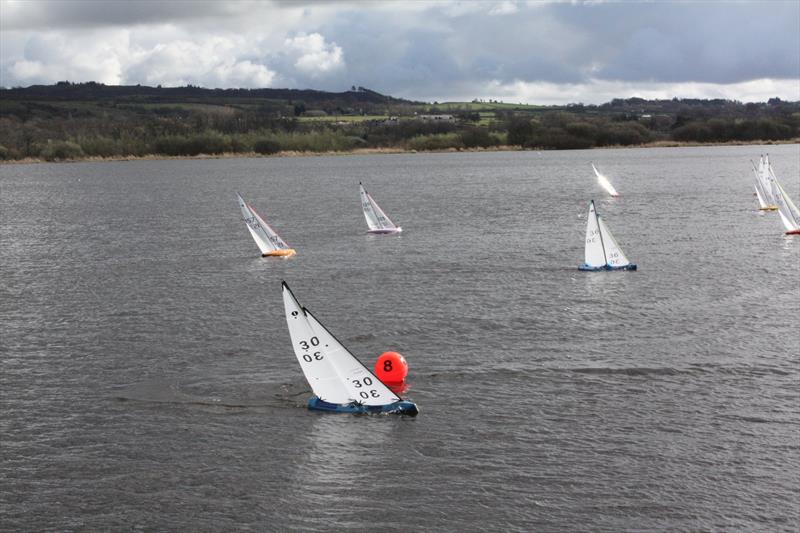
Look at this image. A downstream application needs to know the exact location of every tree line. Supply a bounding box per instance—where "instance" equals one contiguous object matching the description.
[0,83,797,161]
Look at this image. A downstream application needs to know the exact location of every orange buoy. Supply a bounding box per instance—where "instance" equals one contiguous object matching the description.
[375,351,408,384]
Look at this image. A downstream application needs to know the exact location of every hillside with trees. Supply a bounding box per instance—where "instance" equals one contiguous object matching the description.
[1,82,798,161]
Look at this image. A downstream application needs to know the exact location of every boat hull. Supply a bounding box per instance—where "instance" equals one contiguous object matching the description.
[785,229,800,235]
[263,248,297,257]
[367,228,402,235]
[759,206,778,211]
[578,263,637,271]
[307,397,419,416]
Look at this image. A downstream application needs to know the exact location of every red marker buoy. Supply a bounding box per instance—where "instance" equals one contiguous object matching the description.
[375,351,408,385]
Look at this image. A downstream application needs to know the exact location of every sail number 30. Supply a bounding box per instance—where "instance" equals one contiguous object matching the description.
[352,377,381,399]
[299,337,323,362]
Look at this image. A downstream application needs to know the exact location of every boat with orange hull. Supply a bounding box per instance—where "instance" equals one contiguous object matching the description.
[263,248,297,257]
[237,193,297,257]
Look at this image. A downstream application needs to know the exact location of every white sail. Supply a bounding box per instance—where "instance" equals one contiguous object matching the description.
[282,283,351,404]
[303,308,400,406]
[751,161,770,209]
[758,156,777,206]
[584,201,607,267]
[359,183,399,231]
[770,175,800,232]
[598,217,631,267]
[592,163,620,197]
[237,193,291,253]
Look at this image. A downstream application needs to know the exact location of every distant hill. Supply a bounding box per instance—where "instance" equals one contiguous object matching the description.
[1,82,798,161]
[0,81,417,106]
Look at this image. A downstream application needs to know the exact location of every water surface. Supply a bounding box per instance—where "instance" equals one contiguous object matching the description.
[1,145,799,531]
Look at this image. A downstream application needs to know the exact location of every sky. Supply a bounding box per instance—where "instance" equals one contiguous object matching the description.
[1,0,799,105]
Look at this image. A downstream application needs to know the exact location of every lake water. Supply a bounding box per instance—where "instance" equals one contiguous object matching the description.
[1,145,799,531]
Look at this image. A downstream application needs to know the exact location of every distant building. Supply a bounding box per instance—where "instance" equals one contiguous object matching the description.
[417,114,455,122]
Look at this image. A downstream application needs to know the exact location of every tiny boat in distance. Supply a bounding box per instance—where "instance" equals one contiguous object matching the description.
[591,163,620,197]
[751,155,778,211]
[360,183,402,234]
[237,193,296,257]
[579,200,637,271]
[282,282,418,416]
[767,162,800,235]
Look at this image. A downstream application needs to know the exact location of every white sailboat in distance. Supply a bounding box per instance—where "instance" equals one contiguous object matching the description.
[751,156,778,211]
[591,163,620,197]
[237,193,296,257]
[579,200,637,271]
[767,162,800,235]
[360,183,402,234]
[282,281,418,415]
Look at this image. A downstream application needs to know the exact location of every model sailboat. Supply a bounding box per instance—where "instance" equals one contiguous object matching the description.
[360,183,402,234]
[591,163,620,197]
[751,155,778,211]
[767,165,800,235]
[579,200,637,271]
[237,193,296,257]
[282,282,418,415]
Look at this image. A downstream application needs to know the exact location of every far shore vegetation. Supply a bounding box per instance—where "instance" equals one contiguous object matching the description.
[1,82,798,163]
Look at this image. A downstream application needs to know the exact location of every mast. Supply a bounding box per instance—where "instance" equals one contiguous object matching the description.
[593,201,609,265]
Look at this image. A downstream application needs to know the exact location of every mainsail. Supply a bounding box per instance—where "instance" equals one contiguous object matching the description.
[756,156,778,208]
[237,193,292,254]
[359,183,399,232]
[584,201,607,268]
[282,283,351,404]
[751,160,771,209]
[591,163,620,197]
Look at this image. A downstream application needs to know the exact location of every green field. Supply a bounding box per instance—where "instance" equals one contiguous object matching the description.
[431,101,545,111]
[296,114,389,123]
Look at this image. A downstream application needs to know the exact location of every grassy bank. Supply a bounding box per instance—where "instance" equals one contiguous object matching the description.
[3,139,797,165]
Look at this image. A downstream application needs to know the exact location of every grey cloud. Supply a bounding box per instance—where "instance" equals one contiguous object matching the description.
[552,2,800,84]
[1,0,249,30]
[1,0,797,100]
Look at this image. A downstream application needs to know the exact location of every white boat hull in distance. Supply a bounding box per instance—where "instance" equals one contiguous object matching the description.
[367,227,402,235]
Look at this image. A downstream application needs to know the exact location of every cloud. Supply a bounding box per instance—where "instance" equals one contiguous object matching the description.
[124,36,276,88]
[0,0,798,103]
[489,1,518,16]
[284,33,344,76]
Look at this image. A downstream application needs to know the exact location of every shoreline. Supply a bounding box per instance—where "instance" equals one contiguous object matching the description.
[2,139,797,165]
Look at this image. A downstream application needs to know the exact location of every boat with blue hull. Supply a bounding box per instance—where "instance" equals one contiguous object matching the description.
[579,200,637,271]
[308,397,419,415]
[282,282,419,416]
[579,263,637,271]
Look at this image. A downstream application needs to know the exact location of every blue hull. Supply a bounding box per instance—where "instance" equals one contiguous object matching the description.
[578,263,637,271]
[307,397,419,416]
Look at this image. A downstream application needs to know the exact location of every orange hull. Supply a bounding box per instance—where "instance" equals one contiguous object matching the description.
[263,249,297,257]
[759,206,778,211]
